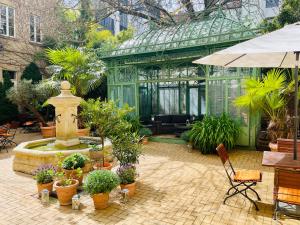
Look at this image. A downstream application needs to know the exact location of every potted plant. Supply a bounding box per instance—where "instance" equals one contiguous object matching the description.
[62,153,89,185]
[80,99,133,169]
[54,153,80,205]
[84,170,120,209]
[235,69,296,149]
[138,127,152,144]
[117,164,137,197]
[33,164,56,196]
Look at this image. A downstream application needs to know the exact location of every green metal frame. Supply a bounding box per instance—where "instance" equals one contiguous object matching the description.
[101,13,262,148]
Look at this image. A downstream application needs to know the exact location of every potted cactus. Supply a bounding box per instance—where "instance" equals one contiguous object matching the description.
[84,170,120,209]
[117,164,137,197]
[33,164,56,197]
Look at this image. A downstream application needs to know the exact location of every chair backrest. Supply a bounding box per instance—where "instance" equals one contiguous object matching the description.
[277,138,300,155]
[216,144,235,182]
[0,124,10,134]
[275,168,300,190]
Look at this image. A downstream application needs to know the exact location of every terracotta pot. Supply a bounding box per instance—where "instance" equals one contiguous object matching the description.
[40,126,56,138]
[63,169,84,185]
[77,128,90,137]
[92,193,109,209]
[54,179,79,206]
[89,151,104,161]
[142,137,149,145]
[37,181,54,196]
[120,182,136,197]
[93,162,112,171]
[269,142,278,152]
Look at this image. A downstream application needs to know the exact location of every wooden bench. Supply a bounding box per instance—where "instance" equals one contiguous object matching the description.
[277,138,300,155]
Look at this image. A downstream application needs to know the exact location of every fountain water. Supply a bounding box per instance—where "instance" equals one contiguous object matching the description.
[13,81,112,174]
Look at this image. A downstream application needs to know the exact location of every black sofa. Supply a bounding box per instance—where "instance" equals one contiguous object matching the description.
[141,114,203,135]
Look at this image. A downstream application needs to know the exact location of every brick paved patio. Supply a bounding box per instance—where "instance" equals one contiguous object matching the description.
[0,133,299,225]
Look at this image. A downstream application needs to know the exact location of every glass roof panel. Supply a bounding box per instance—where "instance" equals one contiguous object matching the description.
[104,16,258,58]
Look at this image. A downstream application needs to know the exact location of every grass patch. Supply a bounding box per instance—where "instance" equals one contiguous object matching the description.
[149,136,186,145]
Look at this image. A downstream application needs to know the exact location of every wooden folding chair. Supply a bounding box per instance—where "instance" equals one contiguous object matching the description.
[273,168,300,220]
[216,144,262,210]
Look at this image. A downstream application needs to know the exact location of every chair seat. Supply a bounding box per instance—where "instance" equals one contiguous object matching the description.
[277,187,300,205]
[234,170,262,182]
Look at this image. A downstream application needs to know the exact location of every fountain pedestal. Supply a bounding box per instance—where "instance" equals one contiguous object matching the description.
[48,81,81,147]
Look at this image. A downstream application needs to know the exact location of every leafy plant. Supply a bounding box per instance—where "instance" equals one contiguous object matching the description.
[21,62,42,83]
[138,127,152,137]
[6,80,60,126]
[84,170,120,195]
[180,130,191,142]
[33,164,56,184]
[124,114,142,133]
[55,152,83,186]
[190,114,240,154]
[46,47,105,98]
[0,74,18,123]
[62,153,89,170]
[235,69,295,142]
[111,132,142,165]
[116,164,137,185]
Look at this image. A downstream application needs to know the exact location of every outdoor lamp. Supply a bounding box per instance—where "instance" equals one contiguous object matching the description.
[72,194,81,210]
[41,189,49,205]
[120,189,129,203]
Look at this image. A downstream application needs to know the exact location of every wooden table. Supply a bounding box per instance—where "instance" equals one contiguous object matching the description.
[262,151,300,169]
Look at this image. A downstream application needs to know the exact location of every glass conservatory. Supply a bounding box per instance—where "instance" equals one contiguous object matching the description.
[100,14,261,147]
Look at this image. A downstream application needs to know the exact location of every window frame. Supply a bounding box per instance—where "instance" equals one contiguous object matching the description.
[30,15,42,43]
[0,4,15,37]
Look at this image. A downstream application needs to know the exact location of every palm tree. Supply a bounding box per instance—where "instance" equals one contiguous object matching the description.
[46,47,105,98]
[235,69,295,143]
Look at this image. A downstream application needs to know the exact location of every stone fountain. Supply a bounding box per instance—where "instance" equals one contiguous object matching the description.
[13,81,111,174]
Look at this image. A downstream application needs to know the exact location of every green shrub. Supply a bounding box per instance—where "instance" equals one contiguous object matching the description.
[33,164,56,184]
[116,164,136,185]
[124,114,142,133]
[84,170,120,195]
[180,130,191,142]
[138,127,152,137]
[0,74,18,123]
[62,153,88,170]
[190,114,240,154]
[21,62,42,83]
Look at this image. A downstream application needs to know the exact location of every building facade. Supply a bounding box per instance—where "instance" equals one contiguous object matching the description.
[0,0,58,84]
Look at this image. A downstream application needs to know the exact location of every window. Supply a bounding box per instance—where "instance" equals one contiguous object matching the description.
[30,15,41,42]
[101,17,115,34]
[0,5,14,37]
[266,0,279,8]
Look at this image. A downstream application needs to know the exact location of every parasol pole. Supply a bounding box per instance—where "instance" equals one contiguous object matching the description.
[294,51,300,160]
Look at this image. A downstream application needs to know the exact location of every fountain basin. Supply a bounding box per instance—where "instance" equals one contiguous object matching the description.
[13,137,112,174]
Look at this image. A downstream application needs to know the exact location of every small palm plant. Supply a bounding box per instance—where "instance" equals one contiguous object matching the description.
[235,69,295,142]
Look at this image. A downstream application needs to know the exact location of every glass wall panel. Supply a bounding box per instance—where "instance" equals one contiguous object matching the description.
[123,85,135,107]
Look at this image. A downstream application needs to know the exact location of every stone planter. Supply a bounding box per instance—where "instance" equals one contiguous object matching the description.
[37,181,54,196]
[89,151,104,161]
[54,179,79,206]
[77,128,90,137]
[63,169,84,185]
[92,193,109,209]
[120,182,136,197]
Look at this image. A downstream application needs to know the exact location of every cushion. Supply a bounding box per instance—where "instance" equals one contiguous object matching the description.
[277,187,300,205]
[155,115,172,123]
[171,115,190,123]
[234,170,262,182]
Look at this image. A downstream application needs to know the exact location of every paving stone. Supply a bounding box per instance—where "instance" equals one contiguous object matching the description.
[0,132,299,224]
